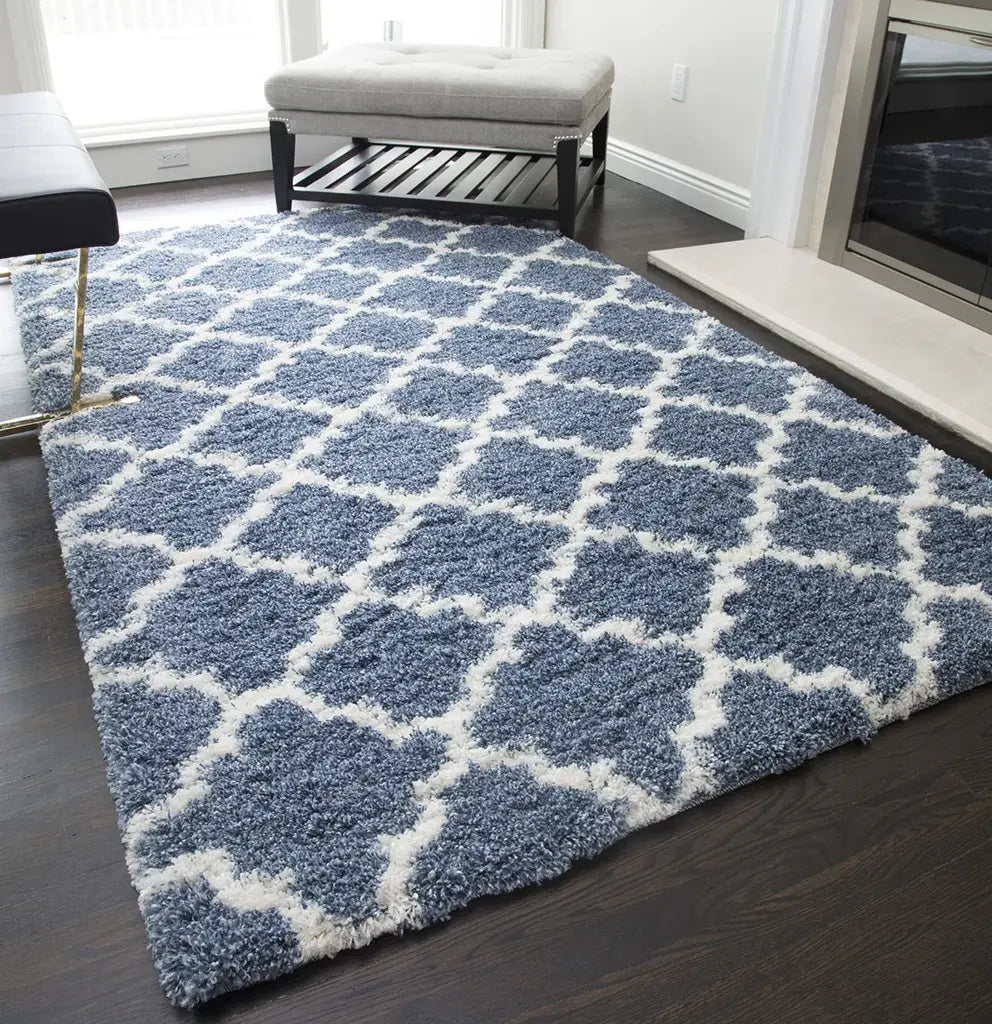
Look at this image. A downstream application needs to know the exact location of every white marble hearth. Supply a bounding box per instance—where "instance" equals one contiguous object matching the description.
[648,237,992,451]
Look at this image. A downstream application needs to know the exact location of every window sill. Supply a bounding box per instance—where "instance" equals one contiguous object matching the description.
[80,118,270,148]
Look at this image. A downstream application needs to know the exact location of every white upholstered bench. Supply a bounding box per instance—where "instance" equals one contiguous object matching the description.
[264,43,614,237]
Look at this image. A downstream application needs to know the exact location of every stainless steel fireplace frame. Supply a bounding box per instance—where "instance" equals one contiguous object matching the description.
[819,0,992,333]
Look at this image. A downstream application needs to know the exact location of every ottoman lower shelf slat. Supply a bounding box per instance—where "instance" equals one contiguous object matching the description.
[389,148,461,197]
[297,144,387,189]
[503,157,557,206]
[335,145,416,193]
[290,141,605,223]
[477,153,535,203]
[376,146,437,191]
[417,150,483,200]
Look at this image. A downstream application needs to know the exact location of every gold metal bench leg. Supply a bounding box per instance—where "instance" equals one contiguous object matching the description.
[0,247,139,438]
[70,247,87,410]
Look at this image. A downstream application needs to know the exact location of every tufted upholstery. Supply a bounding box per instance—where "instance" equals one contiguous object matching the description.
[264,43,614,126]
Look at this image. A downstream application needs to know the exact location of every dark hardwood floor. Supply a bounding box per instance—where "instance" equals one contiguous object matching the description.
[2,172,991,1024]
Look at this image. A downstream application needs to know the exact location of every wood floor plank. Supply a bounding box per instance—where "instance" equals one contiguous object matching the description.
[1,171,990,1024]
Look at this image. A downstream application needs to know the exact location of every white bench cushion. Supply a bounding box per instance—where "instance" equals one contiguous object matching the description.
[264,43,614,128]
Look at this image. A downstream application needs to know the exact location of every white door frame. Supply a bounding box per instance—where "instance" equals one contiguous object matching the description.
[746,0,846,246]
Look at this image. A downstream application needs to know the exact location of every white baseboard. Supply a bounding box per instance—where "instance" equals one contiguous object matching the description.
[89,131,336,190]
[606,137,750,230]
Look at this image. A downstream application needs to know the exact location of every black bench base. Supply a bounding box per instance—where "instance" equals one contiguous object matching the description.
[269,113,608,238]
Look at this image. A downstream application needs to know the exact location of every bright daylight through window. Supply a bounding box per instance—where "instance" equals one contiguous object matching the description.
[39,0,283,134]
[320,0,502,48]
[37,0,506,139]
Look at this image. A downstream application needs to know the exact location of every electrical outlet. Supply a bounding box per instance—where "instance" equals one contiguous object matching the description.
[156,145,189,169]
[671,63,688,102]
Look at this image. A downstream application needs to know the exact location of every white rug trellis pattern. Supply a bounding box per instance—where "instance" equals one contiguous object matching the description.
[11,207,992,1008]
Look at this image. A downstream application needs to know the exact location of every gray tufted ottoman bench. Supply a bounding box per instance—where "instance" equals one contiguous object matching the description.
[264,43,614,237]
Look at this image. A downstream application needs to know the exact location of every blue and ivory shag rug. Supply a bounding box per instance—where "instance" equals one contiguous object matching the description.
[11,208,992,1008]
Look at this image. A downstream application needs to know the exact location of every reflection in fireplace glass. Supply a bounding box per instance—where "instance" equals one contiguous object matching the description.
[850,25,992,304]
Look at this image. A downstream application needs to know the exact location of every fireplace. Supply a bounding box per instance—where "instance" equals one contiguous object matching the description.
[647,0,992,452]
[821,0,992,331]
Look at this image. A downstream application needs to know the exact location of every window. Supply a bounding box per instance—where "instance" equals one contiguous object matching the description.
[14,1,542,143]
[320,0,504,49]
[38,0,286,136]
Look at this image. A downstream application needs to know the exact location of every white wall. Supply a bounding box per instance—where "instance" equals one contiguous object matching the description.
[85,131,332,189]
[545,0,780,226]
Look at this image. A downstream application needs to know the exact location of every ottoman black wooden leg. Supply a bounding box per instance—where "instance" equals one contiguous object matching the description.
[556,137,579,238]
[269,120,295,213]
[592,110,609,188]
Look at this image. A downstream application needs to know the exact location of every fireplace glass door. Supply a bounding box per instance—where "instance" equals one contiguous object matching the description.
[849,20,992,307]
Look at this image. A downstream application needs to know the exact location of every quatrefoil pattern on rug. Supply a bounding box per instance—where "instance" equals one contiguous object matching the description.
[12,207,992,1007]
